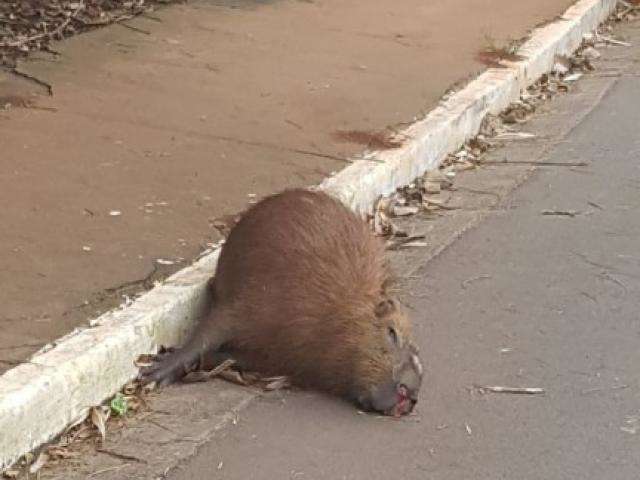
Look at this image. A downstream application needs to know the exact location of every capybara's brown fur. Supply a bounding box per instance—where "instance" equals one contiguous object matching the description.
[141,189,423,415]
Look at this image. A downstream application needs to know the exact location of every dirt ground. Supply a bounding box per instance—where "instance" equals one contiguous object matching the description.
[0,0,576,370]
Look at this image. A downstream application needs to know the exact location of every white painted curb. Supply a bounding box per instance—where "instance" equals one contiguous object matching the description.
[0,0,617,470]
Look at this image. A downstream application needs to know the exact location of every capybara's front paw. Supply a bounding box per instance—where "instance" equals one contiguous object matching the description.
[138,347,193,387]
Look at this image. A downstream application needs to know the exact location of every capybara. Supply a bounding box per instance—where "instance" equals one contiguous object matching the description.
[140,189,423,416]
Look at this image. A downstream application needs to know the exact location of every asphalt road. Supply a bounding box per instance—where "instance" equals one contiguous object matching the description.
[165,33,640,480]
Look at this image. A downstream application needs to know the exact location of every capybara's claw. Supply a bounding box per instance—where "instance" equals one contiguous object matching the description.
[138,350,191,387]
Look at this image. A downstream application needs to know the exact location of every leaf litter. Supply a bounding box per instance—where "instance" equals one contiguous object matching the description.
[0,0,179,68]
[4,313,290,475]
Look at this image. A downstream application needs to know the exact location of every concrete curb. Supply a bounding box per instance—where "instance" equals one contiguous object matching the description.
[0,0,617,470]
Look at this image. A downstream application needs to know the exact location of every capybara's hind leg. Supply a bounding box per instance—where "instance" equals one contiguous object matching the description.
[139,311,235,386]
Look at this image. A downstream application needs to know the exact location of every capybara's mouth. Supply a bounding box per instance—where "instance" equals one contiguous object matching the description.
[384,384,416,417]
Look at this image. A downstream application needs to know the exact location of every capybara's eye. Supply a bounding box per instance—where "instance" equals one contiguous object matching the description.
[387,327,398,345]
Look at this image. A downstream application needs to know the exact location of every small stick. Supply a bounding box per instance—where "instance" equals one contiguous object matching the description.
[475,385,545,395]
[541,209,579,217]
[461,274,491,289]
[597,35,631,47]
[88,464,129,478]
[95,448,146,464]
[618,6,635,18]
[386,235,426,250]
[183,358,236,383]
[481,160,588,167]
[9,68,53,96]
[581,384,629,395]
[117,22,151,35]
[203,358,237,379]
[423,198,459,210]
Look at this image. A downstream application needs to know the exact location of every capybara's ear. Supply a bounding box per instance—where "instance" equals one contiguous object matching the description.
[375,298,397,318]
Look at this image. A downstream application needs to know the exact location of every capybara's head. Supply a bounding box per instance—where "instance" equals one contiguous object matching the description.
[351,298,423,416]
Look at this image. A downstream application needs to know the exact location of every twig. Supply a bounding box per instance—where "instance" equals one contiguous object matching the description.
[104,263,159,293]
[183,358,236,383]
[494,132,537,140]
[8,67,53,96]
[581,384,629,395]
[597,34,631,47]
[572,252,613,270]
[599,272,628,295]
[116,22,151,35]
[617,6,636,18]
[293,148,355,164]
[88,464,129,478]
[95,448,146,464]
[541,209,580,217]
[580,291,598,303]
[141,13,163,22]
[145,417,181,435]
[456,187,501,201]
[474,385,545,395]
[481,160,588,167]
[386,235,426,250]
[423,198,459,210]
[203,358,236,378]
[285,119,304,130]
[461,274,491,289]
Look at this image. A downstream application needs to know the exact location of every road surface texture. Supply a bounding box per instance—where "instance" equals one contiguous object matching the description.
[0,0,576,370]
[39,18,640,480]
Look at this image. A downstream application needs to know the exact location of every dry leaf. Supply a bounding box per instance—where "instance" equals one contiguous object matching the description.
[29,452,49,474]
[218,370,249,386]
[563,72,583,82]
[372,201,402,237]
[494,131,536,140]
[47,446,79,460]
[123,382,137,395]
[451,161,476,172]
[184,358,236,383]
[582,46,601,60]
[90,406,110,442]
[263,376,291,391]
[423,180,441,194]
[400,241,428,248]
[134,354,155,368]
